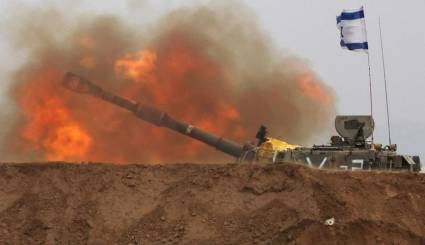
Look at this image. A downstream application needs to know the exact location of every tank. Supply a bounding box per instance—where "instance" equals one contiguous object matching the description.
[62,72,421,172]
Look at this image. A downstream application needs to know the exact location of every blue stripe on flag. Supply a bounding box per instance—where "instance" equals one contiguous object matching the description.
[340,40,368,50]
[337,9,365,24]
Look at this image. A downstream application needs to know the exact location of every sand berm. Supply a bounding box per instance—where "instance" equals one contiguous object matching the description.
[0,162,424,244]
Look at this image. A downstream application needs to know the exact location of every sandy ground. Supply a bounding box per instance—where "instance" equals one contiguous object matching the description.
[0,162,424,245]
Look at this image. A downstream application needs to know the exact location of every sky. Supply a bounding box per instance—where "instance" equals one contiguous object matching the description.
[0,0,424,160]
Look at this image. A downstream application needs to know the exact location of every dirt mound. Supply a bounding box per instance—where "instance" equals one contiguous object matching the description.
[0,163,424,244]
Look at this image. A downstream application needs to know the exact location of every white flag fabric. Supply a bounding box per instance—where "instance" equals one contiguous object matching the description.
[337,7,368,52]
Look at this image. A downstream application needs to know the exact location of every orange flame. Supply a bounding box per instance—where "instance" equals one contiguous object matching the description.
[115,50,158,82]
[10,30,334,163]
[297,73,332,106]
[110,36,246,160]
[17,68,92,161]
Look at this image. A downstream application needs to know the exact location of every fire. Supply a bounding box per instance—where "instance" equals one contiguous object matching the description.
[17,68,92,161]
[43,123,91,160]
[115,50,157,82]
[297,73,332,106]
[110,36,245,159]
[7,7,335,163]
[113,35,243,131]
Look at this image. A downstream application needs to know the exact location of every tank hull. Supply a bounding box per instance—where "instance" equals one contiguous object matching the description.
[273,148,421,172]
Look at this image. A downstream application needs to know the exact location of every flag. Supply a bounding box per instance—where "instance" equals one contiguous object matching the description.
[337,7,368,52]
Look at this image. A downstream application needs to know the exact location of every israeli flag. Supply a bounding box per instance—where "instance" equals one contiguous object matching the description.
[337,7,368,52]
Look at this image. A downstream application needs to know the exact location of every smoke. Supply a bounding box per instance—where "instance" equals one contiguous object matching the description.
[1,1,336,163]
[126,0,148,10]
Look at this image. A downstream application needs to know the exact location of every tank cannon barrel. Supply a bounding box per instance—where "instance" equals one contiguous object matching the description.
[62,72,246,158]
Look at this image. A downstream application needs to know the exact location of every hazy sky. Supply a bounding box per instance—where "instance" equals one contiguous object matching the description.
[0,0,424,159]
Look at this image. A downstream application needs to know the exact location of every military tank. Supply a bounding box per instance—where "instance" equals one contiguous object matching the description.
[62,72,421,172]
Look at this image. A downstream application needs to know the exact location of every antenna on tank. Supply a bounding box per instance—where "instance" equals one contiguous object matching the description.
[378,17,392,145]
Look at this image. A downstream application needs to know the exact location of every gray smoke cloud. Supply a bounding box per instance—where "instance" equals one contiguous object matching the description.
[0,1,336,163]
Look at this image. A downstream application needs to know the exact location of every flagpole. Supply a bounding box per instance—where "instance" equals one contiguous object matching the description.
[379,17,392,145]
[366,52,373,122]
[363,6,374,143]
[337,6,374,143]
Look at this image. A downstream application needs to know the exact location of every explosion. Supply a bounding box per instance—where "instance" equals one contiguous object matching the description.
[15,68,92,161]
[3,3,336,163]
